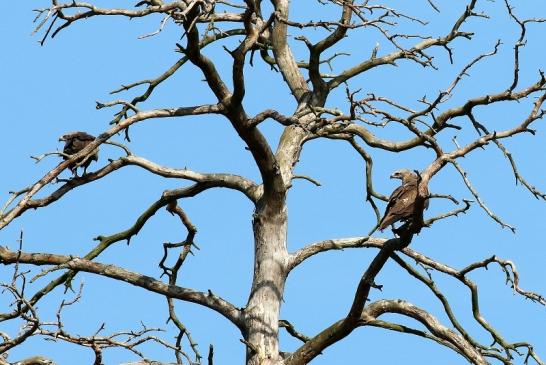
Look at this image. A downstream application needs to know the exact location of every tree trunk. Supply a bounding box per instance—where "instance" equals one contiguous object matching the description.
[244,196,289,365]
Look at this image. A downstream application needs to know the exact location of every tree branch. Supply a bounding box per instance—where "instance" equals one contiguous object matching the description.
[327,0,479,90]
[0,247,244,330]
[0,182,226,325]
[286,236,413,365]
[288,236,384,272]
[270,0,309,100]
[0,104,223,230]
[362,300,487,365]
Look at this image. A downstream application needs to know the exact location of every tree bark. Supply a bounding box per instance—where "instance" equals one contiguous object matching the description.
[244,195,289,365]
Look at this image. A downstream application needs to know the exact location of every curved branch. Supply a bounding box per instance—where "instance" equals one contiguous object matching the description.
[400,247,546,357]
[0,247,243,330]
[424,199,472,226]
[288,236,385,272]
[284,297,488,365]
[366,319,463,356]
[279,319,310,343]
[290,235,545,306]
[390,254,486,352]
[0,104,223,230]
[286,236,412,365]
[124,155,261,202]
[4,356,56,365]
[363,300,487,365]
[1,154,259,241]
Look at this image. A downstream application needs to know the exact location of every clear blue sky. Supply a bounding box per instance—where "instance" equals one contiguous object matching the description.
[1,1,545,364]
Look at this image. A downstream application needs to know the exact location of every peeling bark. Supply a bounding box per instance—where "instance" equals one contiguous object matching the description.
[244,196,289,365]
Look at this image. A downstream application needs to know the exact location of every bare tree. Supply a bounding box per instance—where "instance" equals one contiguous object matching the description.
[1,1,545,364]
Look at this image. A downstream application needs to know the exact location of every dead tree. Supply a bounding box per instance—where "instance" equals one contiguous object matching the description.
[1,1,545,364]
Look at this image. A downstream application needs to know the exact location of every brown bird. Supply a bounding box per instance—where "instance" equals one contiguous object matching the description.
[378,169,429,231]
[59,131,99,176]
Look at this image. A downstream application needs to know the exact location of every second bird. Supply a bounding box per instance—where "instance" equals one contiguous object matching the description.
[59,131,99,176]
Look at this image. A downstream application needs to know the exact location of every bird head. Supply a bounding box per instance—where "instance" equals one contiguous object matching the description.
[59,131,92,142]
[390,169,417,183]
[59,132,77,142]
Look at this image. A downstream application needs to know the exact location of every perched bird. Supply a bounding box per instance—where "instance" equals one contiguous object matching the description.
[378,169,429,232]
[58,131,99,176]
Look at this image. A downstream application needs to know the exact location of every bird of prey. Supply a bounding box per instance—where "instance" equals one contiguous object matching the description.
[59,131,99,176]
[378,169,429,231]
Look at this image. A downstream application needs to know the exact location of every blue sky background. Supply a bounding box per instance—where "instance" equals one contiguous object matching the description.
[1,1,545,364]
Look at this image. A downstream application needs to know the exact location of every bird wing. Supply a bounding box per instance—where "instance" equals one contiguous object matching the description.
[379,182,418,230]
[63,133,95,156]
[70,131,95,141]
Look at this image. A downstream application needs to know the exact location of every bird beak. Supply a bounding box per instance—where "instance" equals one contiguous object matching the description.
[390,173,397,179]
[58,137,64,142]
